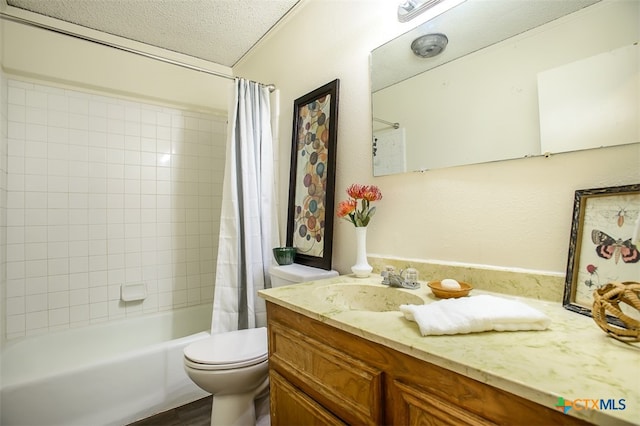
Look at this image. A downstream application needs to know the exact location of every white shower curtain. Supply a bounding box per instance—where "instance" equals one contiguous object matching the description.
[211,78,279,333]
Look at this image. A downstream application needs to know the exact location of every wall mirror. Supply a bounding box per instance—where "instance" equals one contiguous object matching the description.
[371,0,639,176]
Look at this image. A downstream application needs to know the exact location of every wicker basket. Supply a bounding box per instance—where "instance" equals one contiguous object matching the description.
[591,281,640,342]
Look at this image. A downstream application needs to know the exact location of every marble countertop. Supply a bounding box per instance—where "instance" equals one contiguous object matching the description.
[259,275,640,426]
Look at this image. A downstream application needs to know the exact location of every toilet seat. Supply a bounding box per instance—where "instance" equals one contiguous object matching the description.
[184,327,268,371]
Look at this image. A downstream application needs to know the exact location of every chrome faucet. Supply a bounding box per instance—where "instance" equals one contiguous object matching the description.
[381,266,420,290]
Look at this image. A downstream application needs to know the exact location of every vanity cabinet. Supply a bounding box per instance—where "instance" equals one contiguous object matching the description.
[266,302,591,426]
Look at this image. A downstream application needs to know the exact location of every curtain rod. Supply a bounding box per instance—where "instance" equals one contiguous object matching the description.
[0,12,275,92]
[373,117,400,129]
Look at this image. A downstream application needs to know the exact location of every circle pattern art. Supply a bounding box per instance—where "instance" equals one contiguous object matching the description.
[293,95,331,257]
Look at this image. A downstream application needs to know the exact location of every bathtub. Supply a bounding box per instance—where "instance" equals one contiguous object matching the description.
[1,304,213,426]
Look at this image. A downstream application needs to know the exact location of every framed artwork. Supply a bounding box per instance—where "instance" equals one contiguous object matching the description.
[563,184,640,325]
[286,79,340,270]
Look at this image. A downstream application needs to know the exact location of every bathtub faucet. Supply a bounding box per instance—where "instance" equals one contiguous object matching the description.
[381,266,420,290]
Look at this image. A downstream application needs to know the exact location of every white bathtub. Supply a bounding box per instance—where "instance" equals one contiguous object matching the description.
[0,304,213,426]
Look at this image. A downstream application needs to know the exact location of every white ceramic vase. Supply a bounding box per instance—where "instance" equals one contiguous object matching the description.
[351,226,373,278]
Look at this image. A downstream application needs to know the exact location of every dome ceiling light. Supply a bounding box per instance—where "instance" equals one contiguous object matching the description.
[411,33,449,58]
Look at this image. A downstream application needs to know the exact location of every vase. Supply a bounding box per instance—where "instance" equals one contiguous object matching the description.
[351,226,373,278]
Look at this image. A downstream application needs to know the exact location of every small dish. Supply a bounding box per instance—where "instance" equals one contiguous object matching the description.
[272,247,296,265]
[428,281,473,299]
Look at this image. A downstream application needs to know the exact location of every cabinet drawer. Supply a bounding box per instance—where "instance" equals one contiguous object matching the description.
[270,370,346,426]
[269,321,383,425]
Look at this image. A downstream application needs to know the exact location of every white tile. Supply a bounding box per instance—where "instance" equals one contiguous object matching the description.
[89,254,108,271]
[69,128,89,145]
[107,284,121,301]
[107,148,125,164]
[67,161,89,177]
[48,111,69,129]
[5,260,27,280]
[49,291,69,309]
[47,208,68,226]
[48,258,69,275]
[89,239,107,256]
[47,141,69,159]
[47,193,68,209]
[125,267,142,282]
[70,304,90,324]
[25,259,47,278]
[69,272,89,290]
[24,191,46,209]
[24,175,48,192]
[25,157,47,175]
[47,159,68,176]
[6,296,25,315]
[107,265,125,282]
[25,123,47,142]
[69,97,89,115]
[70,256,89,273]
[124,164,141,180]
[6,243,25,262]
[7,208,25,226]
[26,294,47,312]
[89,301,108,319]
[48,274,69,292]
[69,240,89,256]
[26,90,47,108]
[89,286,108,302]
[89,270,108,287]
[47,225,69,242]
[69,288,89,305]
[68,224,89,241]
[47,241,69,258]
[124,134,141,149]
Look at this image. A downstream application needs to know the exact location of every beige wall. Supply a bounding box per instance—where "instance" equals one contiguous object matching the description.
[235,0,640,276]
[1,15,232,112]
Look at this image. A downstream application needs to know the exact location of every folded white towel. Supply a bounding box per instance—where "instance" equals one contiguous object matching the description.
[399,295,551,336]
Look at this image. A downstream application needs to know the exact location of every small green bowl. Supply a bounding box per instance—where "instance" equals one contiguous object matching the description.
[273,247,296,265]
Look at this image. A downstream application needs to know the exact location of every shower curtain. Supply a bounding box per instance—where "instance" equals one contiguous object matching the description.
[211,78,279,333]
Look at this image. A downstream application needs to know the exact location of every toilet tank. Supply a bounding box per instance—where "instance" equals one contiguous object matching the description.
[269,263,338,288]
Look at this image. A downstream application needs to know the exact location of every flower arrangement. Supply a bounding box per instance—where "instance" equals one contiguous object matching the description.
[337,184,383,227]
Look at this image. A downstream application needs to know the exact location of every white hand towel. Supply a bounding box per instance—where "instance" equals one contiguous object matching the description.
[399,295,551,336]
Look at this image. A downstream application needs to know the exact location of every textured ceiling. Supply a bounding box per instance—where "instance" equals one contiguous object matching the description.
[6,0,300,66]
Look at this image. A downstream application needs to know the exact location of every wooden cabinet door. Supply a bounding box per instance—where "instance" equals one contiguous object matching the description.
[392,380,497,426]
[268,320,383,425]
[269,370,346,426]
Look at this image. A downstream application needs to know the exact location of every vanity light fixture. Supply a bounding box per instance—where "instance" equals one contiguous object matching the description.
[398,0,467,23]
[411,33,448,58]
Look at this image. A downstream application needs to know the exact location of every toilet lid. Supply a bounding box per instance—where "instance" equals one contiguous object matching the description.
[184,327,268,369]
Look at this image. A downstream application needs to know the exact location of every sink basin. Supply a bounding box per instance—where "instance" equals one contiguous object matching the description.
[313,284,425,312]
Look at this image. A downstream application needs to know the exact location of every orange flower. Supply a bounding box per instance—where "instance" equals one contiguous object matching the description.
[337,184,382,227]
[336,199,357,218]
[361,185,382,202]
[346,184,365,199]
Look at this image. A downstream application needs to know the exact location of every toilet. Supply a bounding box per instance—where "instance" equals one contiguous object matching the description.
[183,263,338,426]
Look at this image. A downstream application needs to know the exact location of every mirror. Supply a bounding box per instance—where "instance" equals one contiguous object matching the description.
[371,0,639,175]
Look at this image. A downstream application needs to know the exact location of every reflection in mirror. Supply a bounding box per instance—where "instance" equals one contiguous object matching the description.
[371,0,639,175]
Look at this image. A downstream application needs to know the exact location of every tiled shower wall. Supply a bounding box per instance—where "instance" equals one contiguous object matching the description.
[4,78,225,339]
[1,72,8,343]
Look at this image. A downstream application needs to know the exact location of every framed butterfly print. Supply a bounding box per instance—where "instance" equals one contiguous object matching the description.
[563,184,640,325]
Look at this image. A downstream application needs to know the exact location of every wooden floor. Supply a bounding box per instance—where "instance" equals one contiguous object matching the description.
[128,394,270,426]
[128,396,212,426]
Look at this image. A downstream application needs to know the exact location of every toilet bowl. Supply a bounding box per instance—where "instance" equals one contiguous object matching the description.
[184,327,269,426]
[184,263,338,425]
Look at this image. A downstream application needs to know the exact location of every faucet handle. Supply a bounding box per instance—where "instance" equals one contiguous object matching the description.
[405,268,418,282]
[381,265,395,277]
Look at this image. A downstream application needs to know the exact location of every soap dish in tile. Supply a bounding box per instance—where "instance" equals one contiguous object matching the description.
[428,281,472,299]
